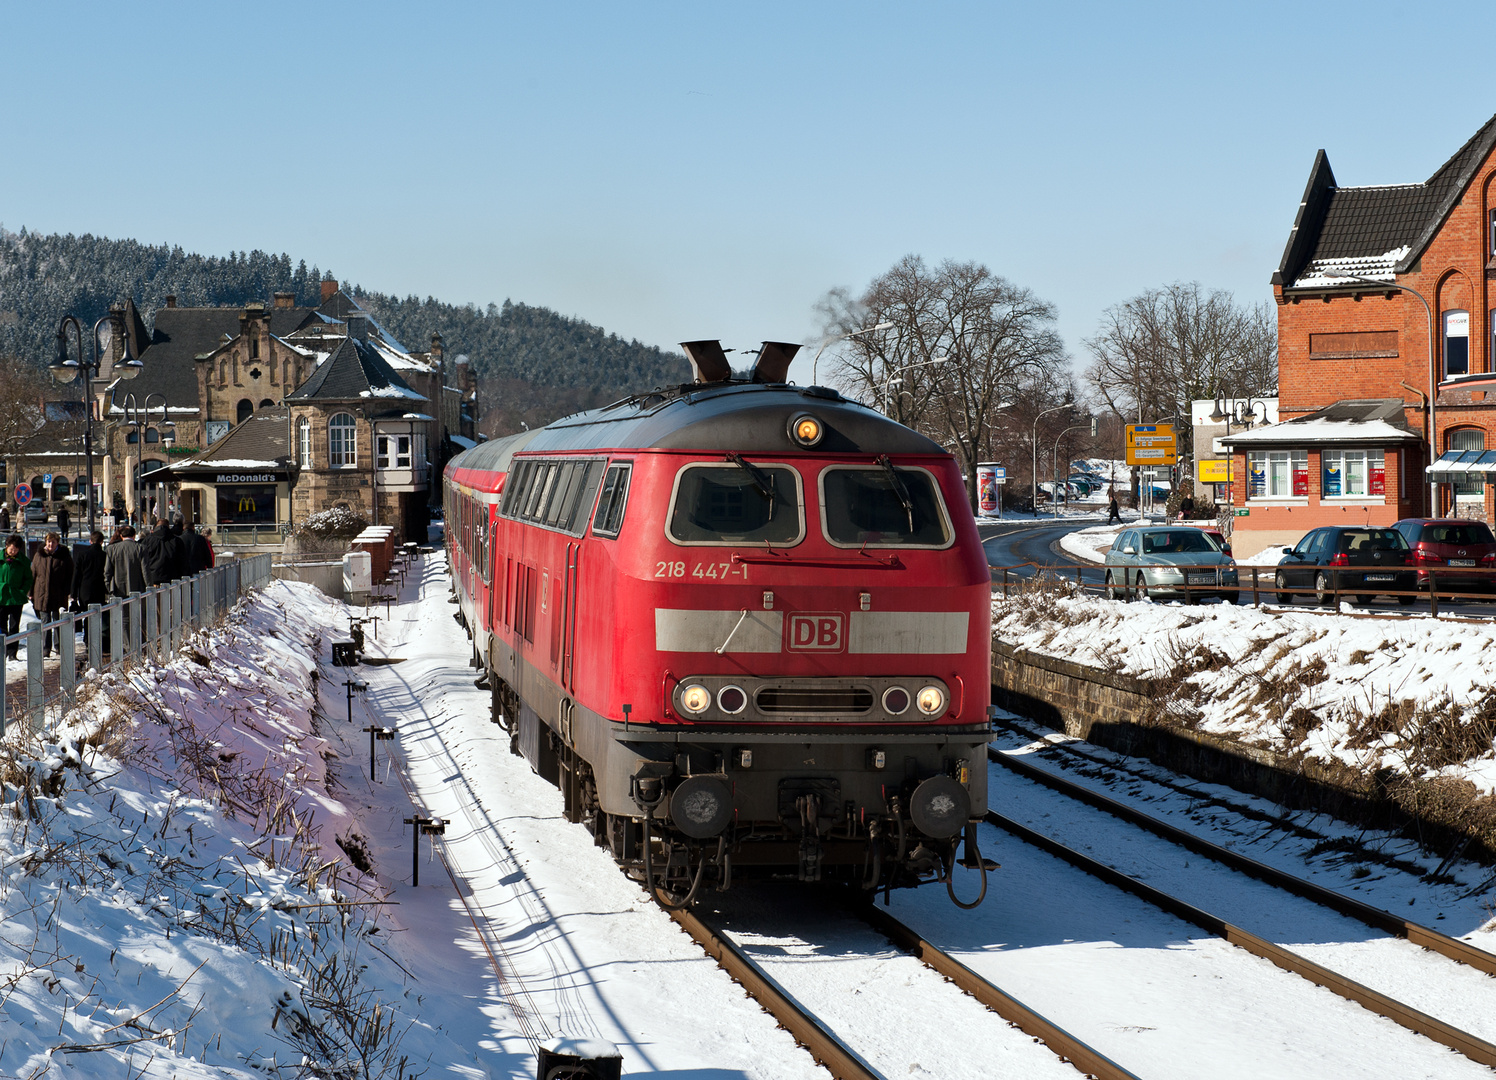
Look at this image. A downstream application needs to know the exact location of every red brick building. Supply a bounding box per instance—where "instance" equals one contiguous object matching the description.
[1223,114,1496,557]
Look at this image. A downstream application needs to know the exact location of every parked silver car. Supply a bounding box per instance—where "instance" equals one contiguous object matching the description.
[1104,525,1239,604]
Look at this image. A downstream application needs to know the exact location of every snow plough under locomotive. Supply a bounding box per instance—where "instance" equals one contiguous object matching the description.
[444,340,993,907]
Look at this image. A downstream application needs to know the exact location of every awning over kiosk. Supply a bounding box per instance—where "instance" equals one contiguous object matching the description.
[1426,449,1496,480]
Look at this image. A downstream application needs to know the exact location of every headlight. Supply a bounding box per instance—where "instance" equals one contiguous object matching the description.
[882,686,910,715]
[788,413,823,447]
[680,684,711,714]
[717,685,747,714]
[916,685,946,716]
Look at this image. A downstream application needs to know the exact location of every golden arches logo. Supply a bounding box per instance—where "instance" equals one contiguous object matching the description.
[237,497,256,513]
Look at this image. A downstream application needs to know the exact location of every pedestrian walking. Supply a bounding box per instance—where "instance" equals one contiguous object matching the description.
[1107,490,1121,525]
[30,531,73,658]
[0,505,11,533]
[56,504,70,540]
[72,530,108,657]
[105,525,147,598]
[183,521,213,576]
[201,527,216,567]
[141,517,181,585]
[0,535,32,661]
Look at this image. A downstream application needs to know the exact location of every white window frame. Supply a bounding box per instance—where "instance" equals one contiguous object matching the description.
[297,417,312,468]
[377,433,412,469]
[1321,448,1386,500]
[1445,309,1470,379]
[1246,449,1308,500]
[328,412,357,468]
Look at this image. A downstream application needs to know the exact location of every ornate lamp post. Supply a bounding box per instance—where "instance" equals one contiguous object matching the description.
[116,392,173,524]
[53,316,141,533]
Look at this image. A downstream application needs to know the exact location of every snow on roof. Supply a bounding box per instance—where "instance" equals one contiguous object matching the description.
[172,457,282,469]
[1292,246,1412,289]
[359,383,425,400]
[401,412,436,421]
[105,405,200,416]
[1221,416,1419,446]
[370,336,428,371]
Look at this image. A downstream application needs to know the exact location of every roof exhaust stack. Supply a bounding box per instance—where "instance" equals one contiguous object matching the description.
[680,340,732,384]
[752,341,800,384]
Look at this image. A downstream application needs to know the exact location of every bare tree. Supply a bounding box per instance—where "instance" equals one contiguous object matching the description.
[818,256,1069,507]
[0,358,47,456]
[1084,282,1276,463]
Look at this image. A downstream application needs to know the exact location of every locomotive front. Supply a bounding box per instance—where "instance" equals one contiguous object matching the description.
[586,346,993,904]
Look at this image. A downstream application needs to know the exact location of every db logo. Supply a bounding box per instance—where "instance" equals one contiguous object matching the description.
[787,612,845,652]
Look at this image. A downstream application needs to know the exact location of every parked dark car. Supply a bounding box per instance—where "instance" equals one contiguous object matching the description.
[1274,527,1415,605]
[1104,525,1239,603]
[1392,518,1496,594]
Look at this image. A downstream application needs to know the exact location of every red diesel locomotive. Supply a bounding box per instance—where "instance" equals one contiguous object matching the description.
[444,341,993,906]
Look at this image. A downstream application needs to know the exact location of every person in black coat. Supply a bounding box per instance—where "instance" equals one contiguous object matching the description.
[141,518,177,585]
[183,522,212,576]
[71,530,108,656]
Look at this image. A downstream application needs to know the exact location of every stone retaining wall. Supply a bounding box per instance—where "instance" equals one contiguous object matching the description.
[992,639,1495,864]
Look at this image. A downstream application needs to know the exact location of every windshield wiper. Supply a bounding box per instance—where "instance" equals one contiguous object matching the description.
[876,454,915,533]
[726,452,776,520]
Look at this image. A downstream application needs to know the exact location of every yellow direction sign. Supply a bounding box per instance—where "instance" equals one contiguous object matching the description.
[1197,458,1231,483]
[1125,423,1177,466]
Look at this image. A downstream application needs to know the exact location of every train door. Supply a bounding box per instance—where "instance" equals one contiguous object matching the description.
[560,541,579,690]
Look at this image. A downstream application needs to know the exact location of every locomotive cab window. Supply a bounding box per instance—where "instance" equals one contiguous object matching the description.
[592,463,632,539]
[819,464,952,548]
[668,462,803,546]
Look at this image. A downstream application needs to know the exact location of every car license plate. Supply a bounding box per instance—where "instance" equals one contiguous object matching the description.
[1190,572,1215,582]
[1451,559,1476,566]
[1365,574,1394,582]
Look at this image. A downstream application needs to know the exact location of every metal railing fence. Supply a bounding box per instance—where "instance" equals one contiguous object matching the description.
[0,552,273,736]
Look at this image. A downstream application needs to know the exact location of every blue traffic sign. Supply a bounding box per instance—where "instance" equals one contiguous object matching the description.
[13,484,32,506]
[41,473,52,485]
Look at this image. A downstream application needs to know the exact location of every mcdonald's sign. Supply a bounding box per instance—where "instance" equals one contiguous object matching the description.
[237,496,257,513]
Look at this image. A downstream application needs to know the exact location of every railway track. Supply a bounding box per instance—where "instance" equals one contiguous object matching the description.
[985,740,1496,1070]
[673,900,1141,1080]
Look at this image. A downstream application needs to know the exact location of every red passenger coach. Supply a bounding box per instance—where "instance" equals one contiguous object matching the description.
[445,341,993,907]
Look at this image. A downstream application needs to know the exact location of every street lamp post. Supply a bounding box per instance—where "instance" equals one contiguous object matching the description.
[53,316,141,534]
[881,356,950,418]
[1051,420,1093,519]
[811,322,895,386]
[1324,270,1438,513]
[116,392,173,525]
[1031,402,1072,518]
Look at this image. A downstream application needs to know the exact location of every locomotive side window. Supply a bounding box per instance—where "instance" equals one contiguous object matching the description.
[820,464,953,548]
[668,463,803,546]
[525,464,555,520]
[592,464,632,539]
[545,462,582,527]
[566,462,606,535]
[501,461,534,518]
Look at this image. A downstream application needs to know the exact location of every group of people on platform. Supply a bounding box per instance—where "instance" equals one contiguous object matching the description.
[0,515,216,663]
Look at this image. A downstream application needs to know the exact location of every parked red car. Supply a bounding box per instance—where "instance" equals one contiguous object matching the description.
[1392,518,1496,593]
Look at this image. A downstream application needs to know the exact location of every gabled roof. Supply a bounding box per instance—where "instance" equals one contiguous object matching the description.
[315,290,409,354]
[1219,398,1419,448]
[124,305,320,408]
[283,336,426,404]
[1274,113,1496,289]
[171,407,290,470]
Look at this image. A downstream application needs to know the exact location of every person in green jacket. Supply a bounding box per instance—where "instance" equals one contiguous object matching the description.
[0,534,33,661]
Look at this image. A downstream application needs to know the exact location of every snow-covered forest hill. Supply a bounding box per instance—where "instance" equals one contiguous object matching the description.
[0,227,689,432]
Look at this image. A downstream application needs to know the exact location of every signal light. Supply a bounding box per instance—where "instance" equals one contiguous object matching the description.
[788,413,824,447]
[680,684,711,714]
[882,686,910,715]
[717,685,747,714]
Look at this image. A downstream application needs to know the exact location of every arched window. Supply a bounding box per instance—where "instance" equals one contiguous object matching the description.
[1445,310,1470,378]
[298,417,312,468]
[29,476,42,493]
[328,412,357,467]
[51,476,70,500]
[237,399,254,425]
[1450,428,1485,502]
[126,429,139,445]
[144,427,159,444]
[140,459,166,478]
[260,398,275,409]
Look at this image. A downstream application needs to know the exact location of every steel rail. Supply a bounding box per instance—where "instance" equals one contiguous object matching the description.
[668,908,881,1080]
[986,808,1496,1069]
[849,900,1143,1080]
[989,743,1496,977]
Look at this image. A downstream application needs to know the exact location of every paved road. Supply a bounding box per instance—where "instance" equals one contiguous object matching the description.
[981,518,1496,617]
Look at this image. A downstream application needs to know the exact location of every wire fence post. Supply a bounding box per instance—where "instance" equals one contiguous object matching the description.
[58,615,75,699]
[145,588,159,661]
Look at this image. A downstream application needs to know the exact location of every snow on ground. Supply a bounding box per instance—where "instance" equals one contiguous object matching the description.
[994,587,1496,795]
[0,571,823,1079]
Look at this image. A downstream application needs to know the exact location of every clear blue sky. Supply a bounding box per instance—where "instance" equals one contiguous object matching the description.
[3,2,1494,385]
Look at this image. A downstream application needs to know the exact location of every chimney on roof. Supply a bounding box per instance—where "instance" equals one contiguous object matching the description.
[273,291,294,309]
[347,312,370,341]
[321,279,338,304]
[164,295,176,308]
